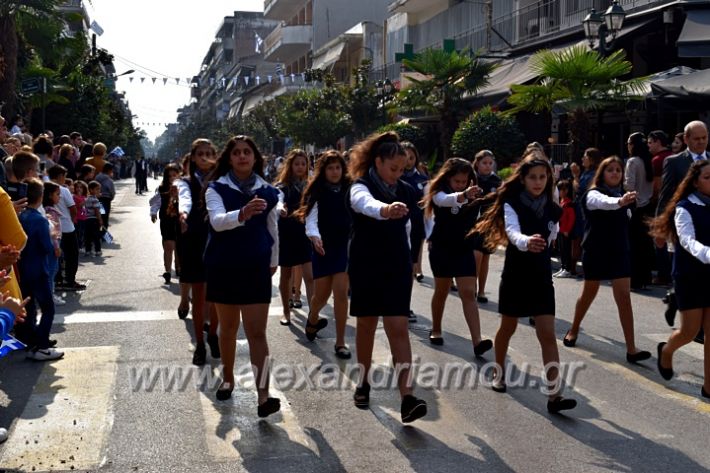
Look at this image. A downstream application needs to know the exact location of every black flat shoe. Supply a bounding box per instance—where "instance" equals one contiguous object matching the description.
[177,305,189,320]
[476,295,488,304]
[702,386,710,400]
[547,396,577,414]
[562,331,577,348]
[354,383,370,409]
[473,339,493,357]
[293,300,303,309]
[450,284,458,293]
[694,332,704,344]
[192,343,206,366]
[216,382,233,401]
[657,342,674,380]
[528,317,536,327]
[401,395,427,423]
[305,317,328,341]
[408,310,417,323]
[626,350,652,364]
[429,331,444,346]
[334,345,351,359]
[258,397,281,418]
[415,273,424,282]
[491,381,507,393]
[207,333,220,359]
[279,317,291,326]
[162,272,171,284]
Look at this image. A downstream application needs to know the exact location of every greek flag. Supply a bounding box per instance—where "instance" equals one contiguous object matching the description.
[0,335,26,359]
[275,64,283,76]
[109,146,125,157]
[255,32,263,53]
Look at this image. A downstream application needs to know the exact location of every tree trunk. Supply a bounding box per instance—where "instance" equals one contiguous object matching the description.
[567,108,591,162]
[0,15,18,118]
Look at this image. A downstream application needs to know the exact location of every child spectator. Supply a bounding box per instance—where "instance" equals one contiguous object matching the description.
[14,178,63,361]
[73,180,88,251]
[48,165,84,291]
[554,180,576,278]
[84,181,103,256]
[43,181,65,306]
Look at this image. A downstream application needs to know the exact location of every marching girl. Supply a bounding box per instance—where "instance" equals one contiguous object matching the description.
[472,158,577,413]
[400,141,428,287]
[203,135,282,417]
[422,157,492,357]
[176,139,220,365]
[150,163,181,285]
[275,149,314,326]
[294,150,352,357]
[651,160,710,400]
[472,149,502,304]
[563,156,651,364]
[348,131,427,423]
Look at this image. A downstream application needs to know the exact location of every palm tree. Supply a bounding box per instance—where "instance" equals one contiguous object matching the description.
[506,44,647,160]
[398,48,496,160]
[0,0,62,118]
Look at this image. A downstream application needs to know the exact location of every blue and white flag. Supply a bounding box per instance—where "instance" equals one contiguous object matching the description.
[109,146,125,157]
[0,335,26,358]
[255,32,264,53]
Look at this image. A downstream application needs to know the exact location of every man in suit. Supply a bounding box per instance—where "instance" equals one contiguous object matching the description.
[134,156,147,195]
[657,120,708,342]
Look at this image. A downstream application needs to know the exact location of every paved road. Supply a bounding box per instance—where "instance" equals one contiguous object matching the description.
[1,177,708,473]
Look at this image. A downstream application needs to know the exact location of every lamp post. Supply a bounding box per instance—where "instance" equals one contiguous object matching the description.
[376,78,395,124]
[582,0,626,56]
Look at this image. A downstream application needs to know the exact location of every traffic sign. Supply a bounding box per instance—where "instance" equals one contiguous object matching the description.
[21,77,42,94]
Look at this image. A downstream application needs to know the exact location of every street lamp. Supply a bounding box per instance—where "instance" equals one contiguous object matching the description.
[376,78,395,124]
[582,0,626,56]
[115,69,135,78]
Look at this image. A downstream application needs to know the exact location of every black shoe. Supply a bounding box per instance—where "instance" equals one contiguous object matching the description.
[216,381,233,401]
[354,383,370,409]
[334,345,351,359]
[305,317,328,342]
[491,381,507,393]
[702,386,710,400]
[665,291,677,327]
[163,272,171,284]
[694,331,704,344]
[279,317,291,326]
[203,323,210,334]
[292,300,303,309]
[177,306,189,319]
[528,317,536,327]
[192,343,206,366]
[408,310,417,323]
[207,334,220,359]
[547,396,577,414]
[401,395,427,423]
[657,342,674,380]
[473,339,493,357]
[64,282,87,291]
[415,273,424,282]
[258,397,281,418]
[450,284,458,293]
[48,339,58,348]
[626,350,651,364]
[562,331,577,348]
[429,330,444,346]
[476,295,488,304]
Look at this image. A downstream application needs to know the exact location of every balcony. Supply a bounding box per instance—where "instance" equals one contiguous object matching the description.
[263,23,312,62]
[57,0,90,30]
[264,0,305,20]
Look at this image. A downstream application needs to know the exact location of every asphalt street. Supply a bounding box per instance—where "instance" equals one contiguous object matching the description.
[0,177,708,473]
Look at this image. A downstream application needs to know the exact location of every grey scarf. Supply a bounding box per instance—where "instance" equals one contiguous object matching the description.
[693,191,710,206]
[520,191,548,219]
[368,166,398,201]
[597,184,623,198]
[228,171,257,197]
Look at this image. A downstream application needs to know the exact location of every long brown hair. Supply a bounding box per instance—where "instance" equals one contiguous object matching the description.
[188,138,217,182]
[348,131,405,180]
[650,160,710,243]
[206,135,264,183]
[422,157,475,218]
[275,148,308,186]
[471,159,554,251]
[590,155,624,190]
[294,150,350,222]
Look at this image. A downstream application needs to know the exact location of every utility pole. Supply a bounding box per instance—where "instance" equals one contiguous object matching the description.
[486,0,492,52]
[41,77,47,132]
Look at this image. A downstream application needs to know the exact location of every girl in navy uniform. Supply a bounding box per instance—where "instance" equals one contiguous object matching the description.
[564,156,652,364]
[652,160,710,400]
[422,157,492,357]
[149,163,181,284]
[472,149,502,304]
[275,149,314,326]
[295,150,352,356]
[473,158,576,413]
[400,142,428,286]
[203,135,282,417]
[348,132,427,423]
[176,139,220,365]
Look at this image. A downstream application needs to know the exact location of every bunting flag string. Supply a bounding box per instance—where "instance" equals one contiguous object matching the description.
[115,72,326,90]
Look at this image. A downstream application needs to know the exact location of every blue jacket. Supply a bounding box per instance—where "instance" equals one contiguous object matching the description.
[0,308,15,340]
[19,207,54,282]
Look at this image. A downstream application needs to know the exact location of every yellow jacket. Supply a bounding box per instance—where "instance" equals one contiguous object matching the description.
[0,187,27,299]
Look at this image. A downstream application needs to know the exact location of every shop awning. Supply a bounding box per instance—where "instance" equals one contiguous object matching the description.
[651,67,710,98]
[677,9,710,57]
[312,42,346,70]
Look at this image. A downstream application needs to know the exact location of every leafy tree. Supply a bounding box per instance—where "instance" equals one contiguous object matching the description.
[278,86,351,148]
[346,60,380,138]
[451,106,526,168]
[377,122,428,153]
[397,48,496,160]
[506,45,646,160]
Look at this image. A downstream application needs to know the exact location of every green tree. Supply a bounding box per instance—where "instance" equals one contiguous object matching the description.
[506,44,646,160]
[451,106,526,168]
[278,86,351,148]
[345,60,380,139]
[397,48,496,160]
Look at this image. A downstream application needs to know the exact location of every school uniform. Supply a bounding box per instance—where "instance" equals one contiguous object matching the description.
[149,185,179,241]
[348,172,416,317]
[305,184,352,279]
[175,175,208,283]
[276,182,312,267]
[204,174,280,305]
[401,169,428,263]
[672,194,710,311]
[428,190,478,278]
[499,194,561,317]
[581,187,633,281]
[471,172,502,254]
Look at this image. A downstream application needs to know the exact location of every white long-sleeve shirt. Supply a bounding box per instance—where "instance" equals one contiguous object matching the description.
[624,157,653,208]
[305,203,320,239]
[675,194,710,264]
[432,191,466,208]
[205,174,282,268]
[350,183,411,244]
[504,203,558,251]
[586,189,632,218]
[175,179,193,216]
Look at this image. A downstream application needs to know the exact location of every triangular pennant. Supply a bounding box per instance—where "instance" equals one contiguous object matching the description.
[162,78,168,85]
[140,77,145,83]
[151,77,157,84]
[175,78,180,85]
[129,77,134,83]
[244,76,250,86]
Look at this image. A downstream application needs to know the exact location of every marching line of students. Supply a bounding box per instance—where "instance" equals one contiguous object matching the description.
[158,130,708,421]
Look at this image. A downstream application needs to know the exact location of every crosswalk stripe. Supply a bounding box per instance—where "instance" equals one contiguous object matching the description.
[55,307,293,324]
[0,346,119,471]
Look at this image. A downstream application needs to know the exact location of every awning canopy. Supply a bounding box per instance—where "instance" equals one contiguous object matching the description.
[473,54,538,104]
[677,9,710,57]
[651,67,710,98]
[312,42,346,70]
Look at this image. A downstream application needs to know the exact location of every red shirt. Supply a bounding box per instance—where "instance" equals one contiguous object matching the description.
[559,197,576,234]
[651,149,673,177]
